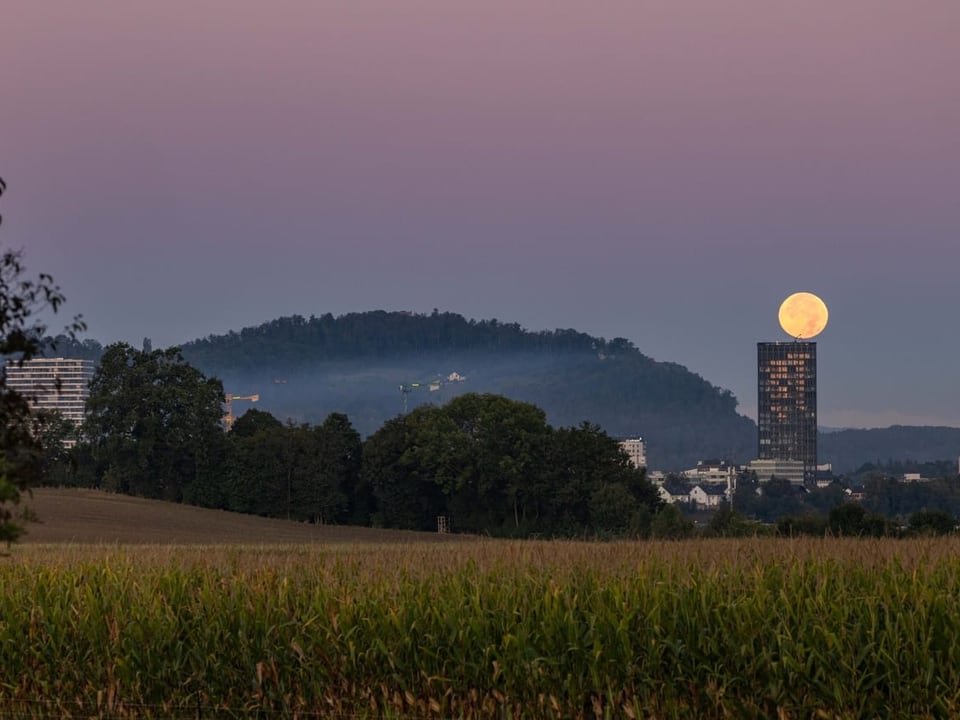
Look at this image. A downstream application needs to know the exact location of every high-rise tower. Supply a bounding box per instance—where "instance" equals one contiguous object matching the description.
[756,292,829,483]
[757,341,817,480]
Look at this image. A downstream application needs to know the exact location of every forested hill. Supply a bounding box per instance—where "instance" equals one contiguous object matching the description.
[174,311,756,470]
[183,311,610,366]
[819,426,960,474]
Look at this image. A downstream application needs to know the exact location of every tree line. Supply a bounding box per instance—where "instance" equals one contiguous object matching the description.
[30,342,960,539]
[40,342,664,537]
[182,311,608,371]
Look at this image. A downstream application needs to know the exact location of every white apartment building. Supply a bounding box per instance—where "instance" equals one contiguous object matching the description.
[618,437,646,468]
[5,357,95,424]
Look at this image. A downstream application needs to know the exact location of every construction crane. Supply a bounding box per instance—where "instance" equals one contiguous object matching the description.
[223,393,259,431]
[398,372,466,413]
[398,383,422,414]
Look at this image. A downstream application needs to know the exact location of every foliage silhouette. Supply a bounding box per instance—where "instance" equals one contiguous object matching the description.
[0,177,85,543]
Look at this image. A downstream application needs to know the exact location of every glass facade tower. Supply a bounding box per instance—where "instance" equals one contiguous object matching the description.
[757,342,817,481]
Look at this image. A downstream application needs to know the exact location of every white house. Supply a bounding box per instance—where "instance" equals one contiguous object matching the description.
[689,484,728,508]
[658,483,691,505]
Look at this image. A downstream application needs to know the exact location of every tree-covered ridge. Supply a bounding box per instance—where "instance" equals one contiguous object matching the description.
[182,310,626,369]
[39,335,103,361]
[819,426,960,474]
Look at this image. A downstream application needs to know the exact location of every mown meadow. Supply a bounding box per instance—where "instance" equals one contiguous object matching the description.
[4,538,960,718]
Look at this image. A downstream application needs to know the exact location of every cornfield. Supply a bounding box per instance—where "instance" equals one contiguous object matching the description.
[3,538,960,718]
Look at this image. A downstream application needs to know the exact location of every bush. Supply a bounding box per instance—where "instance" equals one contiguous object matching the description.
[908,509,956,536]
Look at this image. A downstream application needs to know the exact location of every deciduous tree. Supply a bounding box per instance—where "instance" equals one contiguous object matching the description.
[84,343,223,502]
[0,177,85,543]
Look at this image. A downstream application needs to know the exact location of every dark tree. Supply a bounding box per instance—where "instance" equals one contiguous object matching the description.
[0,177,85,543]
[650,504,694,539]
[221,419,287,516]
[908,509,956,536]
[361,411,446,530]
[312,413,362,523]
[828,503,868,536]
[83,343,224,502]
[32,410,81,487]
[230,408,283,438]
[705,499,758,538]
[545,421,660,534]
[359,393,661,536]
[439,393,551,533]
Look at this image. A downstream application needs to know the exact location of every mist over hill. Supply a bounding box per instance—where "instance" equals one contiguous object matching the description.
[175,311,756,470]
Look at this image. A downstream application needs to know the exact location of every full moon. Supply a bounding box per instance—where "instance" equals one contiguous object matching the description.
[778,292,829,339]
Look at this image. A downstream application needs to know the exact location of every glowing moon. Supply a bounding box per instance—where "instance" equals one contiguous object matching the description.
[778,292,828,339]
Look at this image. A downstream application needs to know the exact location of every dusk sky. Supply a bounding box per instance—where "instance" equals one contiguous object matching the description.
[3,1,958,429]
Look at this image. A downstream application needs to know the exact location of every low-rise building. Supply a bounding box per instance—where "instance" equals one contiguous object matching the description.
[618,437,646,469]
[689,484,729,508]
[680,459,740,484]
[647,470,666,485]
[748,458,805,485]
[813,463,835,487]
[658,481,691,505]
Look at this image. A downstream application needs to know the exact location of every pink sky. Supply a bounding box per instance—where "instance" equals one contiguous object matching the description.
[2,1,959,427]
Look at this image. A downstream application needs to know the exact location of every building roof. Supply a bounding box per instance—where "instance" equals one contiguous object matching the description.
[695,484,728,496]
[661,481,691,496]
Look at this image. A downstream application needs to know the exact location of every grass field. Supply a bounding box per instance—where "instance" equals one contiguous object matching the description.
[20,488,459,545]
[7,492,960,718]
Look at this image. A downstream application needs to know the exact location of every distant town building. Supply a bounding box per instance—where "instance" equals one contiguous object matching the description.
[680,459,740,485]
[813,464,836,487]
[679,460,740,500]
[748,458,805,486]
[5,357,95,425]
[618,437,646,469]
[658,481,730,508]
[647,470,666,485]
[757,341,817,480]
[658,481,691,505]
[689,484,729,508]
